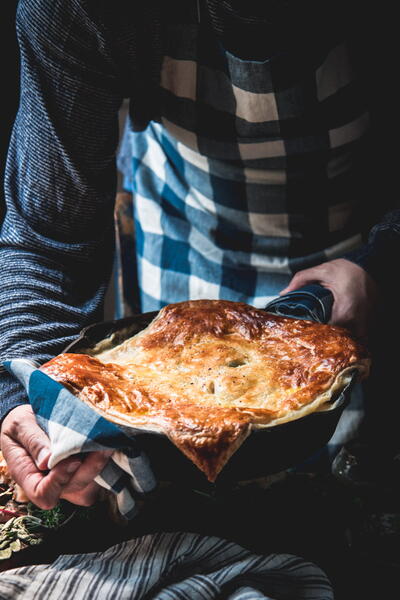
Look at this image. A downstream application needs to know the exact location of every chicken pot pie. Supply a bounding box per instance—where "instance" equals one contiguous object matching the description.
[40,300,370,481]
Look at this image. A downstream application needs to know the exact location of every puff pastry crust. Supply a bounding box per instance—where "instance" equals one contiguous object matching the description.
[40,300,370,481]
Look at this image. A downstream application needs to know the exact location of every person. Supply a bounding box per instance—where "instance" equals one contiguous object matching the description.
[0,0,398,510]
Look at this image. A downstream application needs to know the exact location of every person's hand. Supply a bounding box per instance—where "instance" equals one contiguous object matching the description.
[280,258,379,338]
[0,404,111,509]
[58,451,112,507]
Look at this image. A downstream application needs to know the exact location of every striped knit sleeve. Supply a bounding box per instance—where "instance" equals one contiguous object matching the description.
[344,208,400,294]
[0,0,126,422]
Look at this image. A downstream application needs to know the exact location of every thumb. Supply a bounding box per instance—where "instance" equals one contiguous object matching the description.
[280,270,318,295]
[13,407,51,470]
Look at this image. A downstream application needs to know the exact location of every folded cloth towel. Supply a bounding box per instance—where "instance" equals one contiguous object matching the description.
[3,359,156,520]
[0,531,333,599]
[265,284,334,323]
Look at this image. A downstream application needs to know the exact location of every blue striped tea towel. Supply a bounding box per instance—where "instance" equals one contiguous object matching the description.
[3,359,156,519]
[0,531,334,599]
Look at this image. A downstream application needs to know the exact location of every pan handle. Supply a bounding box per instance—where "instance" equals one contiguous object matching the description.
[264,284,334,323]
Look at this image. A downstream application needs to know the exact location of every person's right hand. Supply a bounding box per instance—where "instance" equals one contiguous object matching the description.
[0,404,111,509]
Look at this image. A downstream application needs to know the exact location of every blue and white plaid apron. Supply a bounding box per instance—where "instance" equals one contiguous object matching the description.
[118,2,369,314]
[116,4,369,460]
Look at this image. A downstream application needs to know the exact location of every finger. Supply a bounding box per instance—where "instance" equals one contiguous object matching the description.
[5,406,51,470]
[28,458,82,509]
[1,433,46,499]
[61,451,112,496]
[61,481,102,507]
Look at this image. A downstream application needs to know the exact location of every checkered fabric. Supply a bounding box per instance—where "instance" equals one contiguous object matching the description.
[3,359,156,520]
[119,2,370,313]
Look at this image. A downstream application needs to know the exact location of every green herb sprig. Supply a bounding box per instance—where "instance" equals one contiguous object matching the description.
[28,503,65,530]
[0,515,43,560]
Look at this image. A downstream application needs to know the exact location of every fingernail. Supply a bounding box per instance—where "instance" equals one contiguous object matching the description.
[37,448,49,468]
[66,461,81,474]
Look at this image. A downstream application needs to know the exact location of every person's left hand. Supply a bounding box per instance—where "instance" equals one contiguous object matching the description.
[280,258,379,339]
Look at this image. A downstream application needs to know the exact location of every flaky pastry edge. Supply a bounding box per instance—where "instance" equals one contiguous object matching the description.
[73,363,368,435]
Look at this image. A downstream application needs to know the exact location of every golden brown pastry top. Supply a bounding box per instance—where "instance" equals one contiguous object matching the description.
[41,300,370,481]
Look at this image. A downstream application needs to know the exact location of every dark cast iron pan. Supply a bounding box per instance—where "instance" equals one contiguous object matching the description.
[63,288,356,487]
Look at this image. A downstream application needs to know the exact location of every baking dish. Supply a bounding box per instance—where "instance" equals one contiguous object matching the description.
[62,310,356,486]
